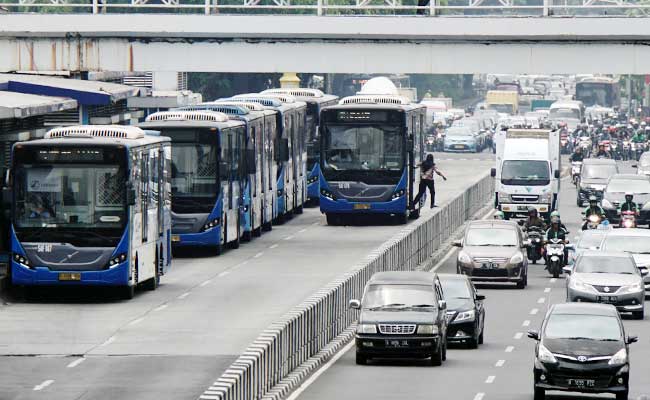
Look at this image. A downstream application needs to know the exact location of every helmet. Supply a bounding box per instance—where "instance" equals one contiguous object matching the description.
[494,211,505,220]
[642,121,647,127]
[589,195,598,203]
[550,215,560,224]
[558,121,567,128]
[528,207,538,216]
[550,211,560,218]
[625,192,634,201]
[609,126,616,133]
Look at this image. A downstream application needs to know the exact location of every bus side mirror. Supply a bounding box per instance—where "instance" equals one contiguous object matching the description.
[554,170,560,179]
[490,168,496,177]
[126,188,137,206]
[246,149,256,174]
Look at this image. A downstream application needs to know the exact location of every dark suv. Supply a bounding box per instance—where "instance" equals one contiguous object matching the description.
[350,271,448,366]
[576,158,618,206]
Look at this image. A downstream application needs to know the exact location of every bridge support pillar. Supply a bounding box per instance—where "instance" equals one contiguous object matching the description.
[280,73,300,88]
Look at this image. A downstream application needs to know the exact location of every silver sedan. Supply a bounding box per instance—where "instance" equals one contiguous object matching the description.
[565,251,646,320]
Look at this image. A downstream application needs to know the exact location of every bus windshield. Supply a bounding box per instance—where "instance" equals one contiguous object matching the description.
[576,83,615,107]
[322,125,403,172]
[14,164,126,245]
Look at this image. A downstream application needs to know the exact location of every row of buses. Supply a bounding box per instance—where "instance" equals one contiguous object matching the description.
[6,82,429,298]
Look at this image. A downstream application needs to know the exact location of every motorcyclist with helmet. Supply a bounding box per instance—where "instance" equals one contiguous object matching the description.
[595,144,611,158]
[525,207,546,231]
[493,211,505,220]
[620,192,639,214]
[582,195,607,230]
[570,146,584,162]
[545,212,568,266]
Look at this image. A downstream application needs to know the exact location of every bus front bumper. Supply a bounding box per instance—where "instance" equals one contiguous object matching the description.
[171,227,221,247]
[319,196,407,214]
[12,260,129,286]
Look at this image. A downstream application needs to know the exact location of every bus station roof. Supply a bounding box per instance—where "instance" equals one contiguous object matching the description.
[0,90,77,119]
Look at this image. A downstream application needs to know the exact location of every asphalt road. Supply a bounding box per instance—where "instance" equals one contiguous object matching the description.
[292,157,650,400]
[0,155,494,400]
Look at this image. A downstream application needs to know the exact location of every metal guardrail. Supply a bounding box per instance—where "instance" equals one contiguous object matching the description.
[197,173,493,400]
[1,0,650,16]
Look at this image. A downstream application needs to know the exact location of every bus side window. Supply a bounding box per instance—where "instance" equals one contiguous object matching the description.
[140,151,149,243]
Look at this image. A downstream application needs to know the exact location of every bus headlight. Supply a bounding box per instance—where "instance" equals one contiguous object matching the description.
[307,176,319,184]
[202,218,221,232]
[107,253,128,269]
[13,253,32,268]
[321,189,337,200]
[391,189,406,199]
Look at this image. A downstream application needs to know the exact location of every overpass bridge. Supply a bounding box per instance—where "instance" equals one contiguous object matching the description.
[1,14,650,74]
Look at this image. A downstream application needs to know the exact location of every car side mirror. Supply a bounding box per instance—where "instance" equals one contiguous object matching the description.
[126,187,137,206]
[562,266,572,275]
[554,169,560,179]
[476,294,485,301]
[626,335,638,344]
[452,240,462,247]
[632,164,638,168]
[349,299,361,310]
[438,300,447,310]
[565,243,574,250]
[246,149,256,174]
[641,269,649,277]
[490,167,496,177]
[527,330,540,340]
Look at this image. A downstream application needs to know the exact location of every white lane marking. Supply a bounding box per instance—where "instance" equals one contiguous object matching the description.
[154,304,168,312]
[286,341,354,400]
[298,228,308,234]
[505,346,515,353]
[538,297,546,304]
[550,278,557,283]
[431,246,458,272]
[481,209,497,220]
[495,359,505,367]
[514,332,524,340]
[200,280,212,287]
[269,244,279,249]
[530,308,539,315]
[100,336,115,347]
[544,287,551,293]
[522,320,531,327]
[217,270,230,278]
[128,317,144,326]
[473,393,485,400]
[178,292,190,299]
[485,375,496,384]
[284,235,294,241]
[66,358,85,368]
[254,252,264,258]
[33,380,54,391]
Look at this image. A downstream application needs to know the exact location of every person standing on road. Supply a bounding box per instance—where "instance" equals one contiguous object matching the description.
[411,154,447,209]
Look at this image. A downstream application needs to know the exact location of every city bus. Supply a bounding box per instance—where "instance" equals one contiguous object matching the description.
[229,93,308,222]
[319,95,427,225]
[9,125,171,299]
[139,110,247,254]
[261,88,339,204]
[575,77,621,108]
[177,102,274,238]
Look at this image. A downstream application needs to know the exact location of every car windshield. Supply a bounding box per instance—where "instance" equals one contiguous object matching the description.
[452,120,479,131]
[544,314,622,341]
[446,127,473,137]
[582,165,617,180]
[465,228,518,246]
[607,179,650,194]
[323,125,403,171]
[603,236,650,254]
[362,284,436,310]
[575,256,637,274]
[501,160,550,186]
[577,233,605,249]
[439,279,471,299]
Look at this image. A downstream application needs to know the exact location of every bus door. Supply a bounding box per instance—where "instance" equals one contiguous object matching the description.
[408,114,416,207]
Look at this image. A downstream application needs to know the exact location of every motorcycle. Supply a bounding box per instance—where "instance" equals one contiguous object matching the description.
[620,210,637,228]
[545,238,565,278]
[425,135,436,152]
[610,140,620,160]
[635,142,645,161]
[622,140,631,161]
[560,133,570,154]
[579,137,592,157]
[571,161,582,186]
[584,214,603,230]
[525,226,545,264]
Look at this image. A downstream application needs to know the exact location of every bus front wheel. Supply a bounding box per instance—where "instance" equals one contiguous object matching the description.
[326,213,340,226]
[144,252,160,291]
[121,285,135,300]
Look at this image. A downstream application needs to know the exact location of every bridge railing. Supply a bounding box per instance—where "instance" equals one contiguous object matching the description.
[1,0,650,16]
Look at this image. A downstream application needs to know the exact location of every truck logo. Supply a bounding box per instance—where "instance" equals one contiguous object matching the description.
[525,187,532,193]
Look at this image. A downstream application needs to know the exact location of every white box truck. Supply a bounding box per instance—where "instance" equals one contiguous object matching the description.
[491,129,561,220]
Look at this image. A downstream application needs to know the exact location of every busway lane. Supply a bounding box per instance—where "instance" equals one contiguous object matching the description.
[292,158,650,400]
[0,156,494,400]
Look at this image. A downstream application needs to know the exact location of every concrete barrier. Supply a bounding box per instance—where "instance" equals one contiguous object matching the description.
[198,172,493,400]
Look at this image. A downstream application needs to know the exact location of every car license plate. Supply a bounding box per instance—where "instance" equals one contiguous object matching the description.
[598,296,618,303]
[385,339,408,348]
[517,205,529,211]
[566,378,595,388]
[453,145,464,149]
[58,272,81,281]
[171,235,181,242]
[481,262,497,269]
[353,204,371,210]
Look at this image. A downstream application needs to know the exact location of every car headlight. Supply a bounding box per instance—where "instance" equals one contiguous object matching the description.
[569,277,596,293]
[622,281,644,293]
[510,253,524,264]
[539,192,552,203]
[458,251,472,264]
[453,309,476,323]
[498,192,509,203]
[601,199,613,209]
[417,324,439,335]
[537,344,557,364]
[608,348,627,366]
[357,324,377,334]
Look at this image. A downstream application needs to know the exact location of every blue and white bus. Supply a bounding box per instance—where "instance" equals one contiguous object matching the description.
[9,125,171,299]
[139,110,248,254]
[177,102,274,239]
[229,94,308,222]
[261,89,339,204]
[319,95,427,225]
